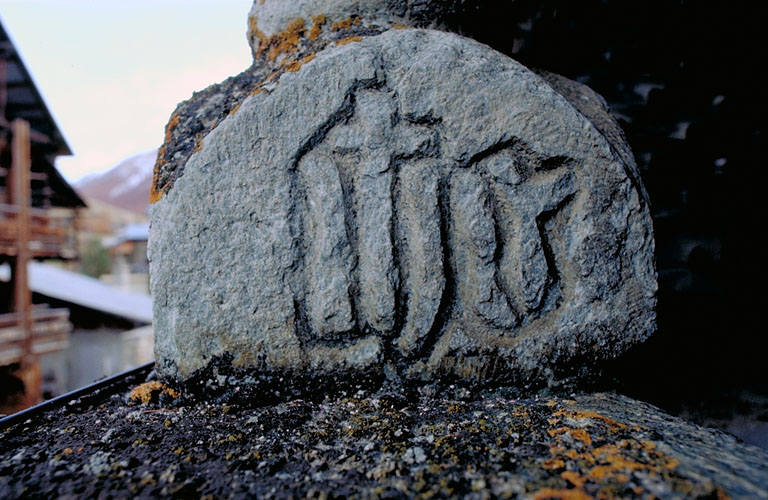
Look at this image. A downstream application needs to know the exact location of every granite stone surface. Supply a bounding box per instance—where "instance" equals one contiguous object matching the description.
[149,29,656,387]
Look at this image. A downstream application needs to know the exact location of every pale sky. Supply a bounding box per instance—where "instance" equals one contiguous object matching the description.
[0,0,253,182]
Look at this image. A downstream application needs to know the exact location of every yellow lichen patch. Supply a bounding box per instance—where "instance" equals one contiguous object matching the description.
[218,433,244,444]
[564,449,595,463]
[248,15,268,47]
[163,113,180,144]
[549,445,567,455]
[509,406,530,419]
[530,487,594,500]
[548,427,593,446]
[285,53,316,72]
[542,458,565,470]
[262,70,282,85]
[561,471,587,488]
[392,23,408,30]
[192,132,205,153]
[640,440,656,450]
[255,18,307,62]
[309,14,326,40]
[447,403,467,414]
[148,181,166,205]
[586,441,669,480]
[715,487,733,500]
[129,381,180,404]
[149,113,181,204]
[331,16,361,32]
[336,36,363,46]
[541,409,701,497]
[228,102,242,117]
[552,409,627,432]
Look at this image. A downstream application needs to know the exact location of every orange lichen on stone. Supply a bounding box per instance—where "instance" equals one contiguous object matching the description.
[129,381,180,404]
[163,113,180,144]
[192,132,205,153]
[542,458,565,469]
[150,112,181,204]
[549,445,567,455]
[553,409,627,431]
[149,167,167,204]
[538,404,731,498]
[331,16,361,32]
[586,440,678,481]
[309,14,326,40]
[548,427,593,446]
[263,70,282,85]
[392,23,408,30]
[530,487,594,500]
[560,471,587,488]
[148,183,164,204]
[228,102,242,117]
[248,15,268,47]
[336,36,363,46]
[716,488,734,500]
[563,449,595,463]
[285,53,316,72]
[255,18,307,62]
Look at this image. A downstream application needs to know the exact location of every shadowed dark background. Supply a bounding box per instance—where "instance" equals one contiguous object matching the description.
[448,0,768,445]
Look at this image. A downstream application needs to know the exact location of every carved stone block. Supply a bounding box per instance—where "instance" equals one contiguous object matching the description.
[149,29,656,387]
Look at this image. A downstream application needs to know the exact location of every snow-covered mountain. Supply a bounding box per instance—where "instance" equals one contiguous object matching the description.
[75,149,157,216]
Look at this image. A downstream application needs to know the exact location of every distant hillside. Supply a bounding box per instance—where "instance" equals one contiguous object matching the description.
[75,149,156,216]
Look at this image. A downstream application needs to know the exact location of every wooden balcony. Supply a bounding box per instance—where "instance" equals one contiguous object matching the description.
[0,307,71,366]
[0,203,77,259]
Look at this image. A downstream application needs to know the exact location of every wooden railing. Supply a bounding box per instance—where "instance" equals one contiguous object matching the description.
[0,307,71,366]
[0,203,77,258]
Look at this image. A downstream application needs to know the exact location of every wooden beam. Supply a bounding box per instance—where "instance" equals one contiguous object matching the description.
[0,116,51,145]
[9,118,40,405]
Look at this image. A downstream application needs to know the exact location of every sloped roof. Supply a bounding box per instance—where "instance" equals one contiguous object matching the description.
[0,262,153,324]
[28,263,152,324]
[0,17,85,208]
[0,18,71,156]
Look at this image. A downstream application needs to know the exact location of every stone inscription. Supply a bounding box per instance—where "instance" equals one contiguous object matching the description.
[293,89,577,358]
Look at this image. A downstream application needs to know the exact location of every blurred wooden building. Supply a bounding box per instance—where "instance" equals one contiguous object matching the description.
[0,19,86,411]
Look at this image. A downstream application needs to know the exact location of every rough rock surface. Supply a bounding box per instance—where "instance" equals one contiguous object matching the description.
[150,0,620,204]
[153,0,484,202]
[2,386,766,499]
[247,0,482,43]
[150,28,656,387]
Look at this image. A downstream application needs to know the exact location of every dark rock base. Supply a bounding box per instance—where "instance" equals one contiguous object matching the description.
[2,385,767,499]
